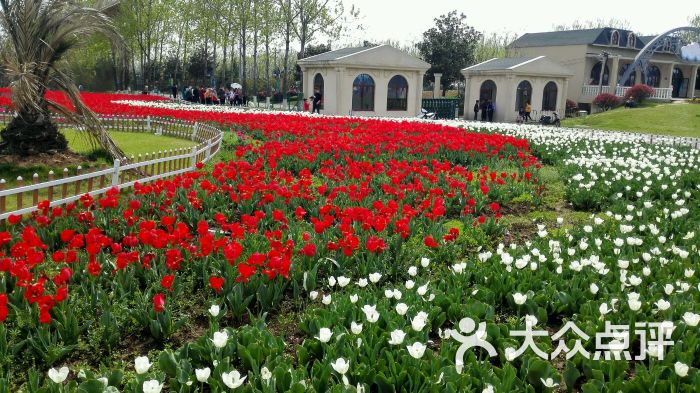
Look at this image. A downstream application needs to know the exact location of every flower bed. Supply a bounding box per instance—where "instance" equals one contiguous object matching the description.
[0,92,698,392]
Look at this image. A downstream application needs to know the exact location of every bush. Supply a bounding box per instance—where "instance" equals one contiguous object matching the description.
[623,84,655,103]
[593,93,621,111]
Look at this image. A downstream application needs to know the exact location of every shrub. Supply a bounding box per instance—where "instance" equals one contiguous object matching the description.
[623,84,655,103]
[593,93,621,111]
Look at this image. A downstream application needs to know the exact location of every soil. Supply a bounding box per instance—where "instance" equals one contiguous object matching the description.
[0,150,91,168]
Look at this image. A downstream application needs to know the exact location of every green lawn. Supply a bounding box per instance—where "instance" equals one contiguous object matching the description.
[0,130,196,187]
[64,129,196,156]
[562,102,700,137]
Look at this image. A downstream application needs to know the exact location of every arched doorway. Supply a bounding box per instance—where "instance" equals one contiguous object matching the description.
[618,64,636,86]
[515,80,532,111]
[645,65,661,87]
[541,82,558,111]
[589,63,610,85]
[313,73,324,109]
[479,80,497,102]
[672,67,684,98]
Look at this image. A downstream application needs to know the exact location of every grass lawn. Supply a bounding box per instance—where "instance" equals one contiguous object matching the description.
[562,102,700,137]
[63,129,196,157]
[0,130,197,211]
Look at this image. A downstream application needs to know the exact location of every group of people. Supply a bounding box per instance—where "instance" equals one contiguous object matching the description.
[302,89,323,114]
[517,102,533,124]
[473,99,496,122]
[173,84,247,106]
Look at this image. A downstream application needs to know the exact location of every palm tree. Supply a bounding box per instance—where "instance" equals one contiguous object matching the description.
[0,0,126,158]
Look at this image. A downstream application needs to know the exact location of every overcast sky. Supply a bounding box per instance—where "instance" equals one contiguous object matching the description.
[338,0,699,45]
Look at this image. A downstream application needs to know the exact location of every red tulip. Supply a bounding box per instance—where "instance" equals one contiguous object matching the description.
[424,236,438,248]
[153,293,166,312]
[209,276,224,293]
[161,275,175,291]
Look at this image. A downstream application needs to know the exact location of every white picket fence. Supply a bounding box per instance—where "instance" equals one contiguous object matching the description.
[0,113,223,220]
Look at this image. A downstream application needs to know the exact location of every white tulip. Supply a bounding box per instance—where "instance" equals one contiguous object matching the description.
[405,280,415,289]
[221,370,246,389]
[195,367,211,383]
[142,380,163,393]
[674,362,689,378]
[337,276,351,287]
[417,283,429,296]
[368,272,382,283]
[349,294,358,303]
[316,328,332,343]
[134,356,152,374]
[208,304,221,317]
[48,366,69,384]
[351,321,363,334]
[682,312,700,327]
[512,292,527,305]
[395,303,409,316]
[322,294,332,305]
[406,342,427,359]
[357,278,368,287]
[589,283,599,294]
[328,276,336,287]
[408,266,418,276]
[654,299,671,311]
[420,257,430,267]
[260,366,272,381]
[212,330,229,348]
[384,289,394,299]
[331,358,350,375]
[540,377,559,388]
[388,329,406,345]
[309,291,318,300]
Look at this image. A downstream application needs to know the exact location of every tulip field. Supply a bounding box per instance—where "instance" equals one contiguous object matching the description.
[0,92,698,392]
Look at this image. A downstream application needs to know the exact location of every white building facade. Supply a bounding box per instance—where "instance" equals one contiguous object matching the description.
[298,45,430,117]
[461,56,573,123]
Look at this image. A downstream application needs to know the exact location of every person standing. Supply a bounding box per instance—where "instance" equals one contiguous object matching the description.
[473,100,480,121]
[487,100,495,122]
[524,102,532,121]
[312,89,323,114]
[480,100,488,121]
[171,83,178,99]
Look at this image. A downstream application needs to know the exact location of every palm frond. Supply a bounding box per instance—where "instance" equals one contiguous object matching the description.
[0,0,129,159]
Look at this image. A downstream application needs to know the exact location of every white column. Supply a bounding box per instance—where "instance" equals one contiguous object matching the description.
[560,79,569,114]
[666,63,675,89]
[433,73,442,98]
[415,71,424,114]
[463,75,471,120]
[689,65,698,98]
[609,56,620,89]
[336,67,345,115]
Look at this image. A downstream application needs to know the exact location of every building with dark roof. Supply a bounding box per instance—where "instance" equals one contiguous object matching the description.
[507,27,700,109]
[297,45,430,117]
[461,56,574,122]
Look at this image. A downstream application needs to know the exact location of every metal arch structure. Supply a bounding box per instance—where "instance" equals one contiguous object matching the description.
[619,26,700,86]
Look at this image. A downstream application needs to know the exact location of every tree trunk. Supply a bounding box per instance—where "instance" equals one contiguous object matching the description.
[265,36,271,95]
[253,27,258,95]
[1,106,67,156]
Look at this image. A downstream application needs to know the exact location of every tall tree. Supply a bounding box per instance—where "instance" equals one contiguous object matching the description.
[292,0,345,59]
[417,11,481,96]
[0,0,126,158]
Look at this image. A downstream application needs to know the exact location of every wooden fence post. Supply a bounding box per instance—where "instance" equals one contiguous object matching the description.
[190,146,198,169]
[191,122,199,141]
[111,159,121,186]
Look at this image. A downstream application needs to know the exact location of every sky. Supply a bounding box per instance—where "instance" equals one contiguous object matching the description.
[339,0,699,45]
